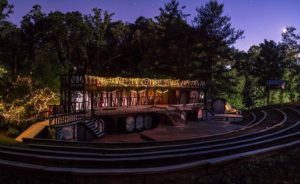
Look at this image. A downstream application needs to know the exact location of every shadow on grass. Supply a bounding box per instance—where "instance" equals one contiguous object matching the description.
[0,131,24,146]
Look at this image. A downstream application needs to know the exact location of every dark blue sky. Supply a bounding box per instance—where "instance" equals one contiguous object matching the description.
[7,0,300,51]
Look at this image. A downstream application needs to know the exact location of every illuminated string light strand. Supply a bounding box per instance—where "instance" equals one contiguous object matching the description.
[85,75,203,88]
[156,90,169,94]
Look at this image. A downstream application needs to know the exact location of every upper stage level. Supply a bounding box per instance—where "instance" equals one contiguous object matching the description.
[61,75,206,91]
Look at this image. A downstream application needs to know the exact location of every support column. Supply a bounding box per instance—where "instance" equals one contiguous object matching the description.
[145,89,148,105]
[154,89,157,105]
[100,91,103,108]
[82,90,86,113]
[176,89,180,104]
[106,91,109,107]
[120,90,123,107]
[91,91,94,117]
[128,90,131,106]
[137,90,140,106]
[109,91,113,107]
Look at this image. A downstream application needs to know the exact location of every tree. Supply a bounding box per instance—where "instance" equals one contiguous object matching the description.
[192,0,244,98]
[85,8,114,75]
[0,65,10,99]
[281,26,300,73]
[0,0,24,75]
[251,40,286,86]
[153,0,192,78]
[281,27,300,102]
[0,0,13,22]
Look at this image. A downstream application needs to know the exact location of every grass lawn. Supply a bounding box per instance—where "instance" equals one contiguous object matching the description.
[0,131,22,146]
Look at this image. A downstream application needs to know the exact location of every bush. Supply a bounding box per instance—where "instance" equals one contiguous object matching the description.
[7,128,20,138]
[17,118,37,132]
[0,117,8,130]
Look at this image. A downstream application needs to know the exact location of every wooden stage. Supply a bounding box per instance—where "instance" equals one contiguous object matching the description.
[93,120,243,143]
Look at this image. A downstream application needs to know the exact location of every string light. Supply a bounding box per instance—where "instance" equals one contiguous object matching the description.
[156,90,169,94]
[85,75,203,88]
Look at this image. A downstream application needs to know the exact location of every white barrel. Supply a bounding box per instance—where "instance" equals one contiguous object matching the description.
[126,116,135,132]
[135,115,144,131]
[144,115,153,130]
[181,111,187,120]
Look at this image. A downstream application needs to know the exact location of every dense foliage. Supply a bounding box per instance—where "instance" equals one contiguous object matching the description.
[0,0,299,127]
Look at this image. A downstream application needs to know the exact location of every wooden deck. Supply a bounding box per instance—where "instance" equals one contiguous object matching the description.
[92,121,243,143]
[94,104,199,116]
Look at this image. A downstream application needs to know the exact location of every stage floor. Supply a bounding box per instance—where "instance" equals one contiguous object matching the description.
[93,104,200,116]
[93,120,243,143]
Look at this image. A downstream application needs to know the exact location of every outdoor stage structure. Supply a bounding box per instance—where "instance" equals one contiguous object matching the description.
[49,75,206,141]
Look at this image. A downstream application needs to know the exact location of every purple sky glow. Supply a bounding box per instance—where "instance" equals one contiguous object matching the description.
[7,0,300,51]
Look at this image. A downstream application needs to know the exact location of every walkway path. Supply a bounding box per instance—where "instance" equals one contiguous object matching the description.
[15,120,49,142]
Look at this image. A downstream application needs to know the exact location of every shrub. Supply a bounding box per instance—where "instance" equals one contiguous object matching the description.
[7,128,20,138]
[0,117,8,130]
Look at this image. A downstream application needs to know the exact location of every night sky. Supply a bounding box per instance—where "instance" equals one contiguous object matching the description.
[7,0,300,51]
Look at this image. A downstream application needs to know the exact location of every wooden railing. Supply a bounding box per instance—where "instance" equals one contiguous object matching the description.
[26,110,50,121]
[49,111,86,126]
[61,75,85,89]
[94,97,202,109]
[48,104,87,126]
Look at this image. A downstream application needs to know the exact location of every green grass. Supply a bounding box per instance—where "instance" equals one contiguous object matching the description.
[0,131,22,146]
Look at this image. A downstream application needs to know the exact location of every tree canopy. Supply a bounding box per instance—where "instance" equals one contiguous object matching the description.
[0,0,299,115]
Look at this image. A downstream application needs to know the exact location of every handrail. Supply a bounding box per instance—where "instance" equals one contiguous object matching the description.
[25,110,50,121]
[49,111,85,126]
[147,105,186,126]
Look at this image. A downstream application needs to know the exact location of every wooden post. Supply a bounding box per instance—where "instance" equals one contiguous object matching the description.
[137,90,139,106]
[175,89,180,104]
[203,88,207,108]
[83,90,86,114]
[145,89,148,105]
[99,92,103,108]
[128,90,131,106]
[91,91,94,117]
[120,90,123,107]
[154,89,157,105]
[106,91,108,107]
[109,91,113,107]
[67,89,72,113]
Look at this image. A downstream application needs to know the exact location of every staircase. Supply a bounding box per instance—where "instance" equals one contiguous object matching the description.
[85,120,104,138]
[167,112,187,129]
[146,105,187,128]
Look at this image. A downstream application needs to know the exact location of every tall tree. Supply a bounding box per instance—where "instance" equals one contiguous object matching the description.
[192,0,244,98]
[85,8,114,75]
[153,0,192,78]
[281,27,300,102]
[252,40,286,86]
[0,0,13,22]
